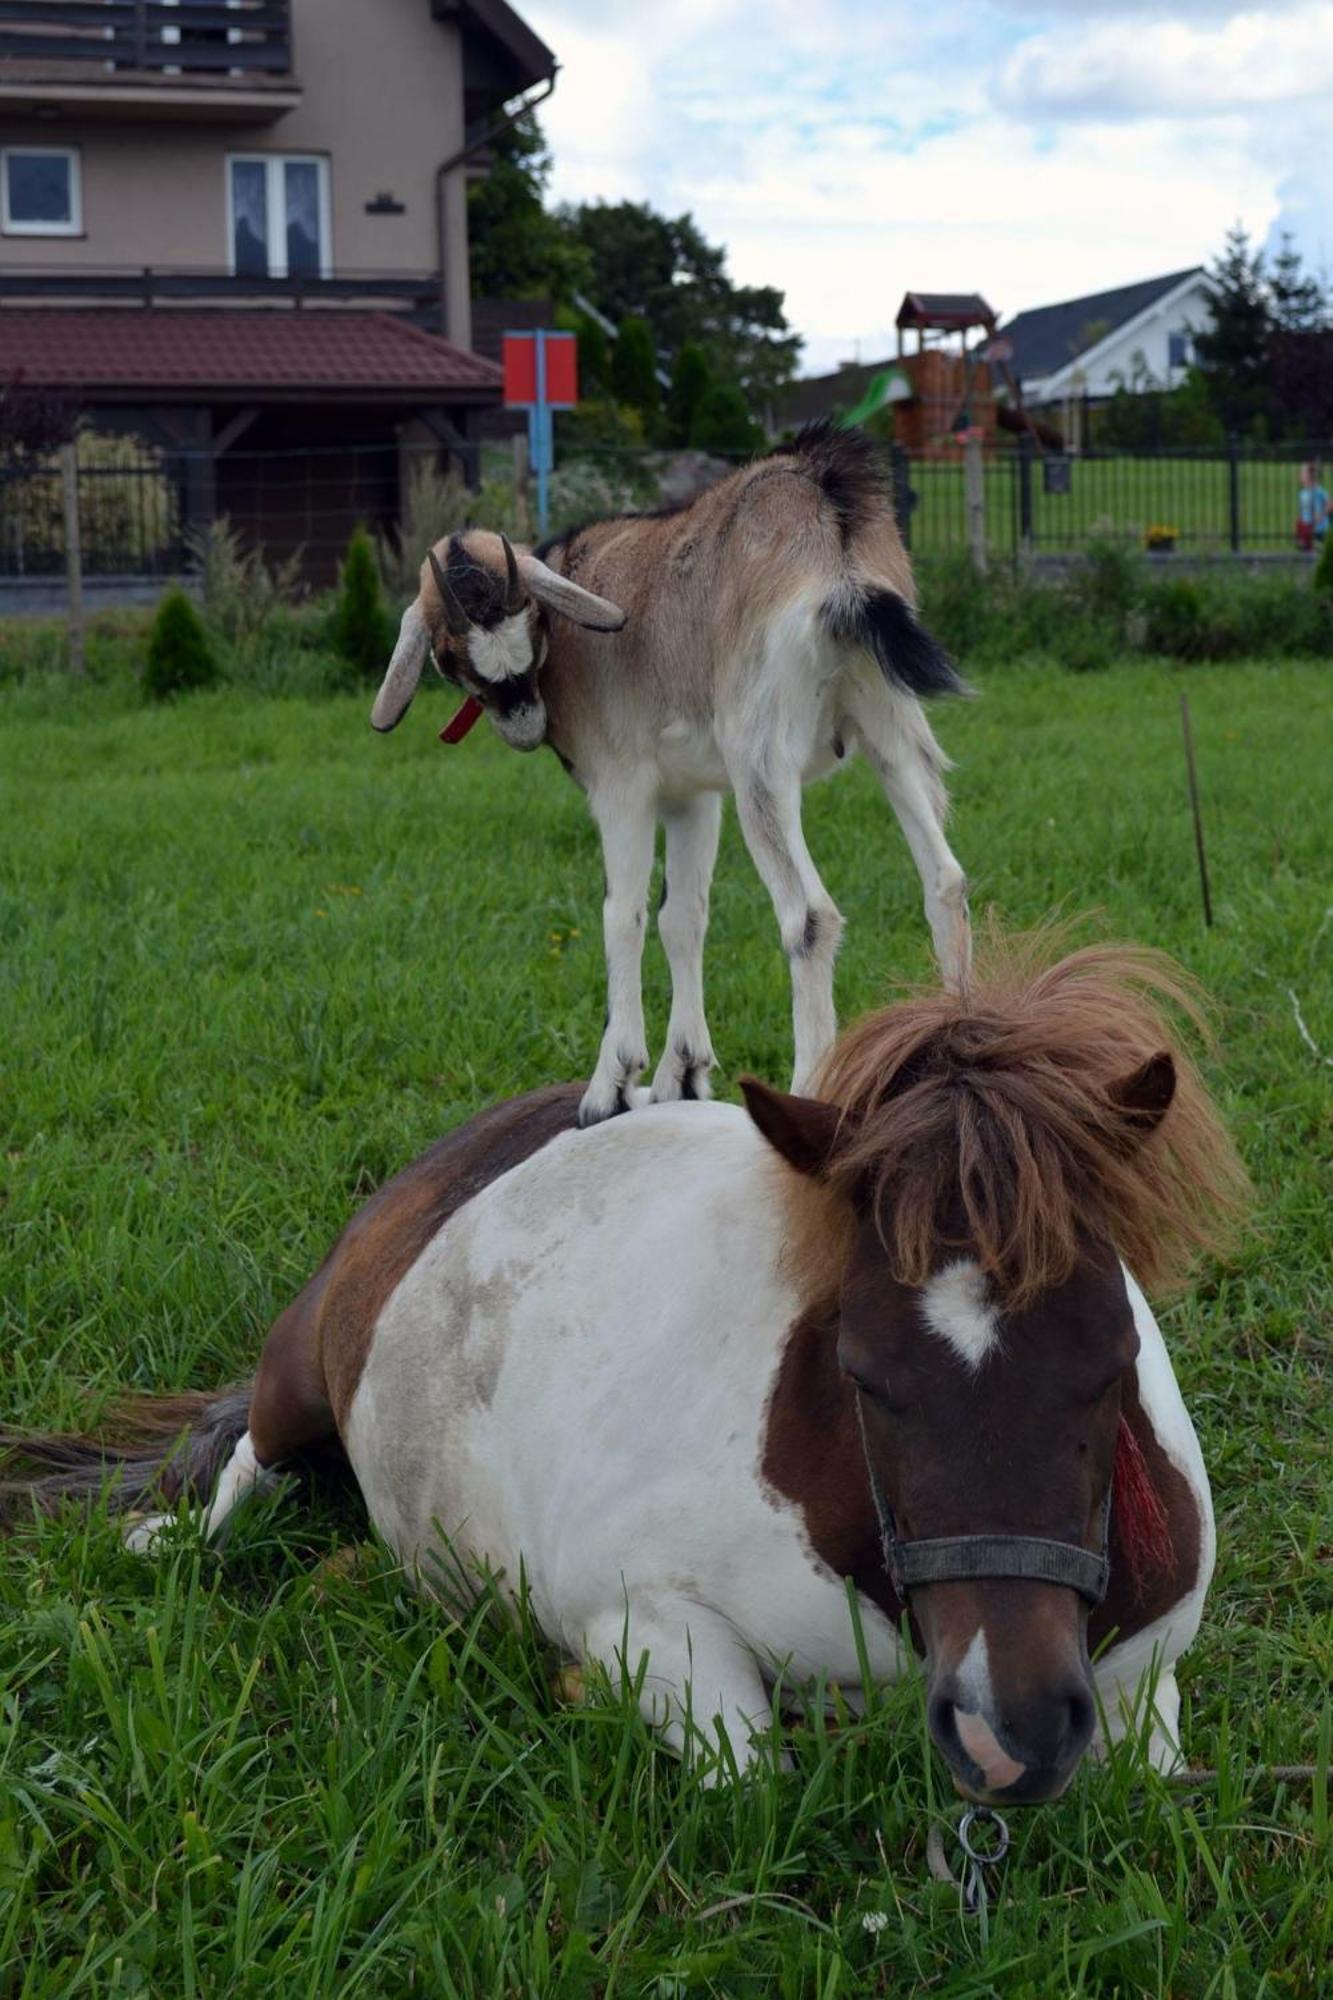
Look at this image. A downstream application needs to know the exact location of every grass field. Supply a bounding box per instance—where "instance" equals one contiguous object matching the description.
[900,454,1309,559]
[1,656,1330,1996]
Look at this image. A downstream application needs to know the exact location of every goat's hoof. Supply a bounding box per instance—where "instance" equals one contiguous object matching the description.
[649,1046,715,1105]
[578,1084,631,1128]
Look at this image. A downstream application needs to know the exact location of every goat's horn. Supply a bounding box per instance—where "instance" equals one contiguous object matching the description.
[500,533,524,615]
[428,548,471,638]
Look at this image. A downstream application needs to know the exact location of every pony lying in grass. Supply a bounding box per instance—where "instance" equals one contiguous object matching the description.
[1,936,1244,1804]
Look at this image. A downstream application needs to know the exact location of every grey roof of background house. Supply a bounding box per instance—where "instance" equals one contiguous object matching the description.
[991,268,1206,381]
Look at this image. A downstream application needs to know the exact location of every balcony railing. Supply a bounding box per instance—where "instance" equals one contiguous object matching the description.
[0,1,293,78]
[0,265,437,308]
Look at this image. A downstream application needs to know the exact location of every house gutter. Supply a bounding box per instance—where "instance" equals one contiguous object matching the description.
[435,69,558,352]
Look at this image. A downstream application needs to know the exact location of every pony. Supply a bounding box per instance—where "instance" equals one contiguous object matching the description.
[1,936,1244,1803]
[369,423,969,1126]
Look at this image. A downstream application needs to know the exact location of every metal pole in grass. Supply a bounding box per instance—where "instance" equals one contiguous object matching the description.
[61,436,85,678]
[1180,692,1213,927]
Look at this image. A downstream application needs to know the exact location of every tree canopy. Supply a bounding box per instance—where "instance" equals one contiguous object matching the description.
[1195,226,1330,436]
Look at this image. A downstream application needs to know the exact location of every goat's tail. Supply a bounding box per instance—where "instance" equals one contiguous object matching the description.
[822,581,967,699]
[0,1386,252,1531]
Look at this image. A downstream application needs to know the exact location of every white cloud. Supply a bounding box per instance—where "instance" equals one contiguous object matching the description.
[520,1,1322,375]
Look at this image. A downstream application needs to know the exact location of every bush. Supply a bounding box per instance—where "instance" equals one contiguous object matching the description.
[331,528,396,679]
[1314,532,1333,595]
[610,316,661,428]
[188,515,304,648]
[692,383,761,456]
[142,588,217,700]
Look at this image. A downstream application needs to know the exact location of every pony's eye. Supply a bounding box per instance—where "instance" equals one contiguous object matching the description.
[845,1368,883,1400]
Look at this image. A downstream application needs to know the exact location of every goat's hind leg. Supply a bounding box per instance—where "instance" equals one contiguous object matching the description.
[581,781,658,1127]
[848,683,971,990]
[650,793,722,1105]
[730,761,844,1093]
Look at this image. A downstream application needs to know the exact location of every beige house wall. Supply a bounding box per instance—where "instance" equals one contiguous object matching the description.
[0,0,466,276]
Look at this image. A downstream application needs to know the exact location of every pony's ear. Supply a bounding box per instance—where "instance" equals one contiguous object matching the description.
[739,1077,843,1177]
[1109,1051,1176,1144]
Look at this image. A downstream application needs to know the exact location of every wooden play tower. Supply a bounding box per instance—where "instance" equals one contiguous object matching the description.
[893,292,999,453]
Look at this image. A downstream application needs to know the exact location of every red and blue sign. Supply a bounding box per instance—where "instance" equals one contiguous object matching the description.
[503,329,579,537]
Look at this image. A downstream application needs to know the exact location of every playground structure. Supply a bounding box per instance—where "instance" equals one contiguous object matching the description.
[889,292,1000,453]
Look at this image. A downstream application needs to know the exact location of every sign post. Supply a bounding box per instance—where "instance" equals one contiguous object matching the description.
[502,330,578,539]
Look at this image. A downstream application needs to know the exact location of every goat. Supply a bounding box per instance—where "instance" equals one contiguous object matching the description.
[371,423,971,1127]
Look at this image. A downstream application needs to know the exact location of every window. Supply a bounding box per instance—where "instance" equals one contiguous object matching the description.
[227,155,330,279]
[1,148,82,236]
[1167,330,1193,370]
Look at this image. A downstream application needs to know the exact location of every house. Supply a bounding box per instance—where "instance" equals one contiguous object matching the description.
[987,268,1213,410]
[0,0,557,579]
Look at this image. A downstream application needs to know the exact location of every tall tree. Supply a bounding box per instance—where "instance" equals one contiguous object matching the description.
[610,316,661,428]
[1194,226,1273,432]
[1268,231,1327,334]
[562,201,801,407]
[664,342,713,447]
[467,117,591,300]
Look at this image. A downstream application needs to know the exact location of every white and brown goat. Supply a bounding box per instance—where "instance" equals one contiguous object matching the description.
[371,424,971,1126]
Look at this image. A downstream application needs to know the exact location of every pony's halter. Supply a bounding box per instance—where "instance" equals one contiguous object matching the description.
[854,1394,1112,1606]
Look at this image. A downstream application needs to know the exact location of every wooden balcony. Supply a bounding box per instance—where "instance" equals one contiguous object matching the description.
[0,1,300,120]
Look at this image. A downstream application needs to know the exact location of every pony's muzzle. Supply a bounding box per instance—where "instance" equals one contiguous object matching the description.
[927,1666,1096,1804]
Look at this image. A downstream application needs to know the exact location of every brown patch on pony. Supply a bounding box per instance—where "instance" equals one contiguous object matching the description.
[1092,1371,1201,1642]
[787,924,1248,1311]
[303,1083,584,1431]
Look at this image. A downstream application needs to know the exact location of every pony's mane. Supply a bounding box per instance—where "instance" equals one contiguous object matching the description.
[788,926,1248,1311]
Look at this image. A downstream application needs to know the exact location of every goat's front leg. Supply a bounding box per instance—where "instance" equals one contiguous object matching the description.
[580,781,657,1127]
[650,793,722,1105]
[849,688,971,991]
[730,761,843,1093]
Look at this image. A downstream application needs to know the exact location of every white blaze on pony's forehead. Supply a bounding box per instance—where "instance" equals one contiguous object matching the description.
[919,1258,999,1371]
[467,611,533,685]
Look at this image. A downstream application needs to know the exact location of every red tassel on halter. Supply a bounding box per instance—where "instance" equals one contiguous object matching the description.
[1113,1415,1173,1597]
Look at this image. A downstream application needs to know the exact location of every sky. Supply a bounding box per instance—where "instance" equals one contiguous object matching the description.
[520,0,1333,376]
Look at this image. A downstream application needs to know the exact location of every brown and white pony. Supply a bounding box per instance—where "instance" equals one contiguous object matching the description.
[1,938,1244,1804]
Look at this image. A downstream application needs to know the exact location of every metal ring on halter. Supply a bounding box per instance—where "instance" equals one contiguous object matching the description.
[957,1806,1011,1867]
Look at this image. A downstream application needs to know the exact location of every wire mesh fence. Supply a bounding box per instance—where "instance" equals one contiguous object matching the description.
[2,432,1329,589]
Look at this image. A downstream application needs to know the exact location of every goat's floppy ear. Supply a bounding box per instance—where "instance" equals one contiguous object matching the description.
[371,599,432,733]
[517,553,626,632]
[739,1076,844,1178]
[1108,1051,1176,1147]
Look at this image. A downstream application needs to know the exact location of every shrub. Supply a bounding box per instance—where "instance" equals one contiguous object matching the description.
[1072,538,1143,633]
[610,316,661,427]
[142,588,217,700]
[1314,532,1333,595]
[377,460,471,600]
[188,515,304,648]
[692,383,761,457]
[331,528,395,679]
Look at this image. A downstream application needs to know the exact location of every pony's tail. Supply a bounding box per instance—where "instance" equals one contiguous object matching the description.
[0,1386,251,1531]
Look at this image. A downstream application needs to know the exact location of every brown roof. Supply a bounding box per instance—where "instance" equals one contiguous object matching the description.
[0,309,503,402]
[896,292,997,333]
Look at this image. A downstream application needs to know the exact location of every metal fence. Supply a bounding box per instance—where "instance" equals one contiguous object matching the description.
[3,434,1329,591]
[896,438,1333,557]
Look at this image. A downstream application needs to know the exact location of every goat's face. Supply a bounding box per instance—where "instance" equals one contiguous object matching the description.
[423,530,627,753]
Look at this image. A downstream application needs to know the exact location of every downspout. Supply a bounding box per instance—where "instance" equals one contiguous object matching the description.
[435,69,558,350]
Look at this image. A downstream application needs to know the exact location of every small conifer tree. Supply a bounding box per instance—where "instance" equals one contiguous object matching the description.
[143,587,217,700]
[332,528,395,677]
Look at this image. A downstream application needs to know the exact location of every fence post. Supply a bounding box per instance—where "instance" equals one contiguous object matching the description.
[1227,433,1241,553]
[61,438,86,678]
[890,441,914,551]
[963,432,987,572]
[1017,432,1035,553]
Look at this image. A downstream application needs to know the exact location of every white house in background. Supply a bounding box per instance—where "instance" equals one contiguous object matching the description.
[988,268,1214,408]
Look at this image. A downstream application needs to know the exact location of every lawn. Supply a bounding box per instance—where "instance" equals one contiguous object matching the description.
[1,656,1329,1996]
[907,453,1308,557]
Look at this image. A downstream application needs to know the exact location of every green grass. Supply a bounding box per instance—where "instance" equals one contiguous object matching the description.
[909,454,1307,556]
[1,658,1330,1996]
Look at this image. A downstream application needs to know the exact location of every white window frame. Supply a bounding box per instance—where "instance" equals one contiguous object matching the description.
[1,146,83,237]
[226,153,331,280]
